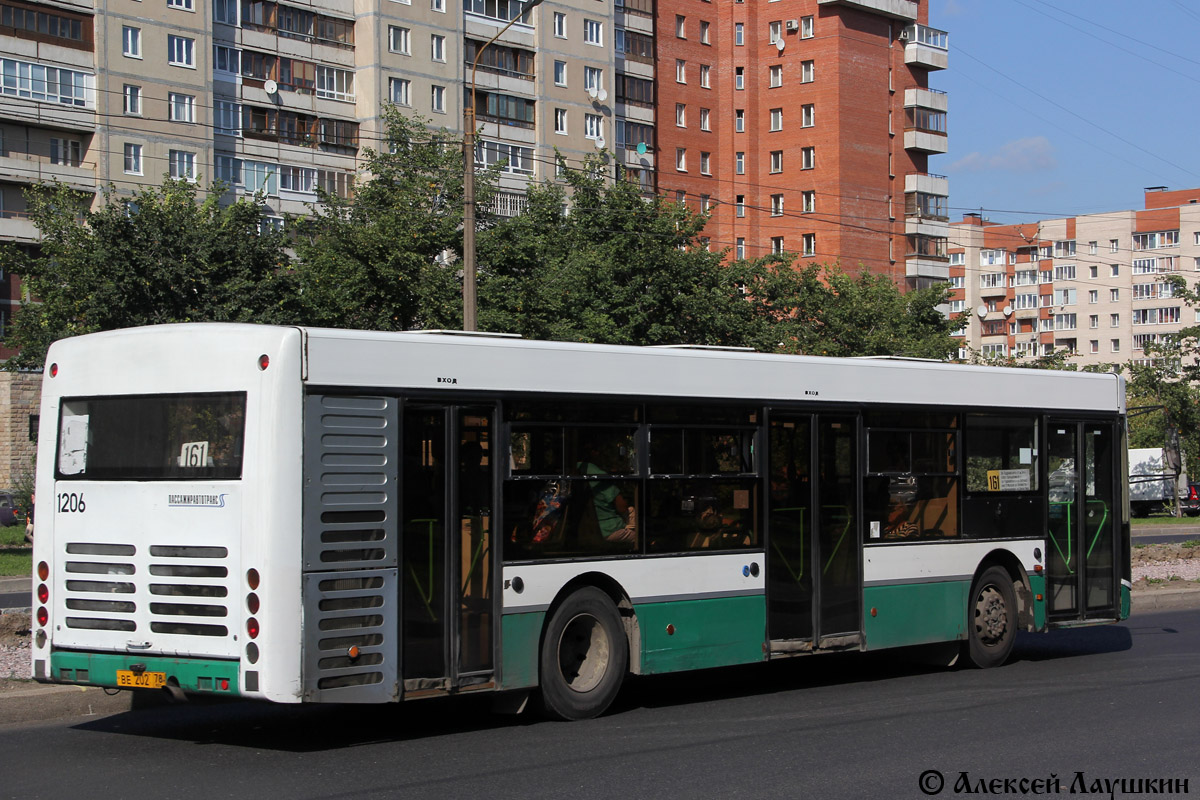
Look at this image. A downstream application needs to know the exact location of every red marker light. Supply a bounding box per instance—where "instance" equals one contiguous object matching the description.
[36,607,48,626]
[37,584,48,604]
[220,679,229,691]
[246,568,260,590]
[247,593,260,615]
[37,562,49,581]
[257,354,269,371]
[247,617,260,639]
[1034,564,1043,573]
[49,363,58,377]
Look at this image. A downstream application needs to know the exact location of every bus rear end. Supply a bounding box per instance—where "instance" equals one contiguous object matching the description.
[30,325,304,703]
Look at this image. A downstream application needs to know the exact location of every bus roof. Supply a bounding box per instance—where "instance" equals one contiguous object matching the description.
[45,324,1126,415]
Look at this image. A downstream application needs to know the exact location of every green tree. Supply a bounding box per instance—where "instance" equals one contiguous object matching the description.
[292,108,497,331]
[478,158,753,346]
[0,179,298,368]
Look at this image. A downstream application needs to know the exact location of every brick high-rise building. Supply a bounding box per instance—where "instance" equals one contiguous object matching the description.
[654,0,949,287]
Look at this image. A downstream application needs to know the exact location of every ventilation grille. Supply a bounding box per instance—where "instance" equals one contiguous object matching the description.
[303,394,399,571]
[63,542,231,638]
[302,569,398,703]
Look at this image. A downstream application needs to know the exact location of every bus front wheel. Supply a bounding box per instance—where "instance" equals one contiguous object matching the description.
[965,566,1017,669]
[539,587,628,720]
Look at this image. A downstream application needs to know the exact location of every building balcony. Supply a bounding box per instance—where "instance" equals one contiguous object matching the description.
[816,0,917,21]
[905,257,949,281]
[0,153,95,192]
[904,130,948,154]
[902,24,948,71]
[904,172,948,196]
[904,88,948,113]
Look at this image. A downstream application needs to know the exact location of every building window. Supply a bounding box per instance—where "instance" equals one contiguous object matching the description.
[554,107,567,134]
[675,59,686,83]
[431,84,445,112]
[123,84,141,115]
[676,147,686,172]
[213,0,238,23]
[802,233,816,256]
[735,152,744,174]
[1111,264,1120,277]
[769,20,782,44]
[736,238,745,260]
[700,20,710,44]
[389,77,411,105]
[802,190,814,212]
[1109,239,1119,253]
[168,34,194,67]
[123,142,142,174]
[801,104,814,127]
[770,108,782,131]
[584,19,602,45]
[700,195,710,213]
[735,66,744,90]
[736,195,745,217]
[699,108,710,131]
[735,109,744,132]
[700,64,710,88]
[801,147,814,169]
[800,15,813,37]
[1089,241,1098,255]
[675,103,685,127]
[1110,314,1120,327]
[769,64,782,87]
[214,44,239,73]
[1089,340,1099,355]
[431,0,444,11]
[168,92,195,122]
[169,149,196,180]
[771,194,783,216]
[431,34,445,61]
[584,66,603,93]
[553,12,565,37]
[49,137,81,166]
[675,14,685,37]
[585,113,601,139]
[389,26,410,54]
[167,0,193,10]
[122,26,141,57]
[1089,315,1099,329]
[1088,289,1098,304]
[735,22,743,45]
[700,151,710,175]
[1111,339,1120,353]
[554,60,567,86]
[1110,288,1120,301]
[770,150,783,173]
[801,60,814,83]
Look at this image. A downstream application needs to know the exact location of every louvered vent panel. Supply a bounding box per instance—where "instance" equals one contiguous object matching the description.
[303,394,399,571]
[301,570,398,703]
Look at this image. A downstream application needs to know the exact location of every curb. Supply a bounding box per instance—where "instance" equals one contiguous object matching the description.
[1131,587,1200,612]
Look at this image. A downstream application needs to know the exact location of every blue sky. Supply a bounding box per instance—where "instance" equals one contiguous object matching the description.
[929,0,1200,225]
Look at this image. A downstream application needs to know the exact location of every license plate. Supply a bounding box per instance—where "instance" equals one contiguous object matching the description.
[116,670,167,689]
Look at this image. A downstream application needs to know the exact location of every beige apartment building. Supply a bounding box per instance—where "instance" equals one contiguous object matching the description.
[949,187,1200,370]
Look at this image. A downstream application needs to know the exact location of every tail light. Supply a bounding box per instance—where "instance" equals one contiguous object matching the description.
[1190,486,1198,501]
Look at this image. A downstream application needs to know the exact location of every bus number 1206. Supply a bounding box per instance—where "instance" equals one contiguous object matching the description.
[57,492,86,513]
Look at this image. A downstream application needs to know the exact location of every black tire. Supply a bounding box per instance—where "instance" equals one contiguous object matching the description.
[539,586,628,721]
[965,566,1017,669]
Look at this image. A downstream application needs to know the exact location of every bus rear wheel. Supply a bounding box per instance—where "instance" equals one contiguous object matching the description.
[539,587,628,721]
[965,566,1017,669]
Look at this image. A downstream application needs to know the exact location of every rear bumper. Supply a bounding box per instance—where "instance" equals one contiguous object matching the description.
[38,650,240,696]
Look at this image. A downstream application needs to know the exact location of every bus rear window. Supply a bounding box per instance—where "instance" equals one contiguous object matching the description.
[57,393,246,480]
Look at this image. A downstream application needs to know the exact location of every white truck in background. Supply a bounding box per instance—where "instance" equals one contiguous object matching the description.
[1128,447,1186,517]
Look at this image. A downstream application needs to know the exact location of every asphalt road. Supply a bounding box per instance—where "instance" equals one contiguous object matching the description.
[1,607,1196,800]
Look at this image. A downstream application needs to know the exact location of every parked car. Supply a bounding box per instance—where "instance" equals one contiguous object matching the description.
[0,490,20,527]
[1182,483,1200,517]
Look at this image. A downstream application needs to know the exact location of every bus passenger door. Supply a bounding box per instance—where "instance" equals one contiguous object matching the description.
[767,413,861,652]
[401,404,496,693]
[1046,420,1118,622]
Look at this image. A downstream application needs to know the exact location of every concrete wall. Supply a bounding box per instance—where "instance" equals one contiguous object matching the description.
[0,371,41,489]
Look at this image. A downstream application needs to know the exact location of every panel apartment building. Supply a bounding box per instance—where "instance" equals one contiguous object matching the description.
[949,187,1200,370]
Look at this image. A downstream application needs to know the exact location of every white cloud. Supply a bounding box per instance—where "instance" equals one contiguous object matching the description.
[949,136,1057,174]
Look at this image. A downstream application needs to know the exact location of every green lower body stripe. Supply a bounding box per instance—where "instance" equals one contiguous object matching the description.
[49,651,240,695]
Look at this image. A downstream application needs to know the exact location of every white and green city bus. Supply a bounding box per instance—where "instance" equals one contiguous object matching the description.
[31,324,1130,719]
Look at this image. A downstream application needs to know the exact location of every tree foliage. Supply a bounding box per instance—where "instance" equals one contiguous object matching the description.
[291,108,497,331]
[0,179,298,368]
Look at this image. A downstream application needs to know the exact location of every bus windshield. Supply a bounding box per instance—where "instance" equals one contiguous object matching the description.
[56,392,247,480]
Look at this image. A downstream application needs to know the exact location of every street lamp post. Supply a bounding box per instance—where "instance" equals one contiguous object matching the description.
[462,0,545,331]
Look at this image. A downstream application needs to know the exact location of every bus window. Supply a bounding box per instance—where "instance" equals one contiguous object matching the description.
[57,393,246,480]
[964,415,1039,493]
[863,413,958,540]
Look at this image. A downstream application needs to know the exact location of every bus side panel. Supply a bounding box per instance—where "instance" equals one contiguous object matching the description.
[636,595,766,674]
[499,612,544,689]
[862,581,968,650]
[863,540,1040,651]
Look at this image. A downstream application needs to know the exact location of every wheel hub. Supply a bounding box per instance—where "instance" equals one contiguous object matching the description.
[558,613,612,693]
[975,586,1008,645]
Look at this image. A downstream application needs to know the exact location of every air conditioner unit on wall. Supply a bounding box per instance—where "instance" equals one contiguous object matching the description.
[785,19,799,32]
[897,29,910,41]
